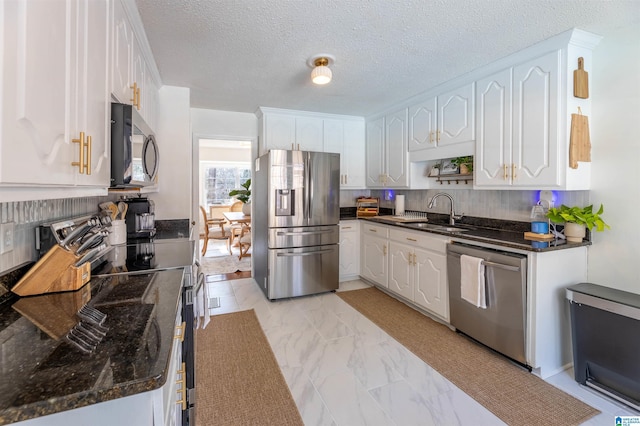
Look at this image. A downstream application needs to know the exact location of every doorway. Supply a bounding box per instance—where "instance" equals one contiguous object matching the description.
[194,138,253,280]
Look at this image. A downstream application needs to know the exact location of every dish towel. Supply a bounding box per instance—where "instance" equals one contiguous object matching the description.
[460,254,486,309]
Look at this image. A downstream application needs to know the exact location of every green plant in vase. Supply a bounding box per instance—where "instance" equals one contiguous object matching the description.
[451,156,473,174]
[546,204,610,242]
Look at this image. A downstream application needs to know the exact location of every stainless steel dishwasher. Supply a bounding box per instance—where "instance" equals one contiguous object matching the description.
[447,242,528,366]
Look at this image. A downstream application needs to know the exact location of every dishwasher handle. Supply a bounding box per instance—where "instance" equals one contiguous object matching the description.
[448,252,521,272]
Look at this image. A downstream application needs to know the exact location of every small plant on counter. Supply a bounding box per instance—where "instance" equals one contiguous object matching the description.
[546,204,610,232]
[451,156,473,174]
[228,179,251,203]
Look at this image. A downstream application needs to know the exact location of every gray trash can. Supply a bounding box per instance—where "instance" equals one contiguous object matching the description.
[566,283,640,410]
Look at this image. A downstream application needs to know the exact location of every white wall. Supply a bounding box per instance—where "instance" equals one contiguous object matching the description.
[588,23,640,293]
[191,108,257,141]
[148,86,191,220]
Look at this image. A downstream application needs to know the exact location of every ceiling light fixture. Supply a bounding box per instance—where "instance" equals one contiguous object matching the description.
[307,54,335,85]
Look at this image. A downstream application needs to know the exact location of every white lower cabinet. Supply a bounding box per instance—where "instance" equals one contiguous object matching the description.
[360,223,388,287]
[361,223,449,321]
[339,221,361,281]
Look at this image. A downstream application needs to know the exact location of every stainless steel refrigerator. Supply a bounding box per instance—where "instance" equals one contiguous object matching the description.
[254,150,340,300]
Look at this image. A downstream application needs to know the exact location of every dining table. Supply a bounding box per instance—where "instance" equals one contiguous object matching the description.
[222,211,251,248]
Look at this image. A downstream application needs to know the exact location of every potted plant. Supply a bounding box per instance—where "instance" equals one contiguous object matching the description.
[451,156,473,175]
[229,179,251,215]
[546,204,610,242]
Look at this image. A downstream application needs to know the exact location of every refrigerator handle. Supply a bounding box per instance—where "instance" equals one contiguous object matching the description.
[308,153,313,220]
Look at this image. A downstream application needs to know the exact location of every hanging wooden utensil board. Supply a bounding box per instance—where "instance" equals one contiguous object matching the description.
[574,57,589,98]
[569,107,591,169]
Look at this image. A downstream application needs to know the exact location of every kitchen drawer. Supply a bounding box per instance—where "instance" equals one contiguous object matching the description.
[389,228,448,252]
[361,223,389,238]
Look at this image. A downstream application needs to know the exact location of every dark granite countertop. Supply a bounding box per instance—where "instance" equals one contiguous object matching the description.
[0,268,185,425]
[360,215,591,252]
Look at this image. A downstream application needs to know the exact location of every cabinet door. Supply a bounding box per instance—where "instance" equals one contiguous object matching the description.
[110,0,133,105]
[1,0,74,185]
[361,234,387,287]
[408,97,437,152]
[264,114,296,151]
[437,83,475,146]
[512,51,560,187]
[385,109,408,187]
[75,0,110,186]
[342,120,365,188]
[339,223,360,279]
[296,117,324,152]
[475,68,512,187]
[365,117,385,187]
[413,248,448,321]
[323,119,343,155]
[131,33,146,115]
[388,242,414,300]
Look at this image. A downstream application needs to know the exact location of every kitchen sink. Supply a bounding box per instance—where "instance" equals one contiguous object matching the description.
[405,223,472,233]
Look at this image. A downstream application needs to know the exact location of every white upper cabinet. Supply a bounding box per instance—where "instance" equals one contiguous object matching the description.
[256,108,365,181]
[437,83,475,146]
[1,0,109,193]
[408,83,474,153]
[110,0,159,128]
[408,97,437,152]
[476,54,561,188]
[366,109,409,188]
[324,119,365,188]
[295,117,324,152]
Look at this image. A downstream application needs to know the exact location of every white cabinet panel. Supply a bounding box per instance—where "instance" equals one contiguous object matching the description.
[437,83,475,146]
[1,0,109,188]
[339,221,360,281]
[388,241,414,300]
[385,109,409,187]
[413,247,448,320]
[325,120,365,188]
[361,232,387,287]
[111,0,133,105]
[295,117,324,152]
[365,117,384,187]
[408,98,437,152]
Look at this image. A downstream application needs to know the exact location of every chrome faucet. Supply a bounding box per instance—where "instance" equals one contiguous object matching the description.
[428,192,463,225]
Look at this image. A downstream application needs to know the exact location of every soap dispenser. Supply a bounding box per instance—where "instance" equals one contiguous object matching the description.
[530,202,549,234]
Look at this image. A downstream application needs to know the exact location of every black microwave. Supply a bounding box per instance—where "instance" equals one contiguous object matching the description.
[110,103,159,188]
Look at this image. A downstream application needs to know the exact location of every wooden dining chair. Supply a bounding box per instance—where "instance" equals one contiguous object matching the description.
[200,206,231,256]
[238,224,251,260]
[228,201,245,245]
[229,201,244,212]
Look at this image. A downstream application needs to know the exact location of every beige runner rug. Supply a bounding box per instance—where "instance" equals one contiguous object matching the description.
[195,309,303,426]
[337,287,599,426]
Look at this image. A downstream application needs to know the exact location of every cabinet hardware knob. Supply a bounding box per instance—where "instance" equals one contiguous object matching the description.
[71,132,86,173]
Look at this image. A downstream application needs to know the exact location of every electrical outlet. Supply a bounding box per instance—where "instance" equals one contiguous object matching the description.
[1,222,15,254]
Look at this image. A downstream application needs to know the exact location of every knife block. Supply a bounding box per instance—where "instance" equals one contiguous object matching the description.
[12,246,91,296]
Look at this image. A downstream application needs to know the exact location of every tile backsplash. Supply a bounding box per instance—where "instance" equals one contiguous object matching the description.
[341,189,590,222]
[0,197,113,274]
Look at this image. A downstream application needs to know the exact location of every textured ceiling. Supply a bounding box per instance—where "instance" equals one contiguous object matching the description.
[135,0,640,116]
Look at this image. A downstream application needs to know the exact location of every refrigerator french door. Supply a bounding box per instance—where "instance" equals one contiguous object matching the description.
[254,150,340,300]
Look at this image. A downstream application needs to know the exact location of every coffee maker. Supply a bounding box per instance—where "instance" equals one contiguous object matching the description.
[123,197,156,240]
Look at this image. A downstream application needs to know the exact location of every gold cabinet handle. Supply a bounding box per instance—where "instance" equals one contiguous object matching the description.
[429,131,434,144]
[369,228,377,233]
[342,226,352,230]
[383,244,387,256]
[345,174,348,185]
[406,237,417,242]
[136,87,141,110]
[71,132,86,173]
[130,82,138,106]
[176,362,187,410]
[436,129,441,142]
[503,164,508,180]
[175,321,186,342]
[85,135,92,175]
[512,164,516,180]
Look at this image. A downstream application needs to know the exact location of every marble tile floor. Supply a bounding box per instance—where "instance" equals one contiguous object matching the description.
[206,278,636,426]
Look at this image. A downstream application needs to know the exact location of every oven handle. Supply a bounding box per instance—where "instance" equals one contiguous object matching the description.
[448,252,521,272]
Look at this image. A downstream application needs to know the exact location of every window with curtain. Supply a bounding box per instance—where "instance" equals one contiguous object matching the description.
[200,161,251,207]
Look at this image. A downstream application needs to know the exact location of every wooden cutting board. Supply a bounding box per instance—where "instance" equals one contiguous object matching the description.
[573,57,589,99]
